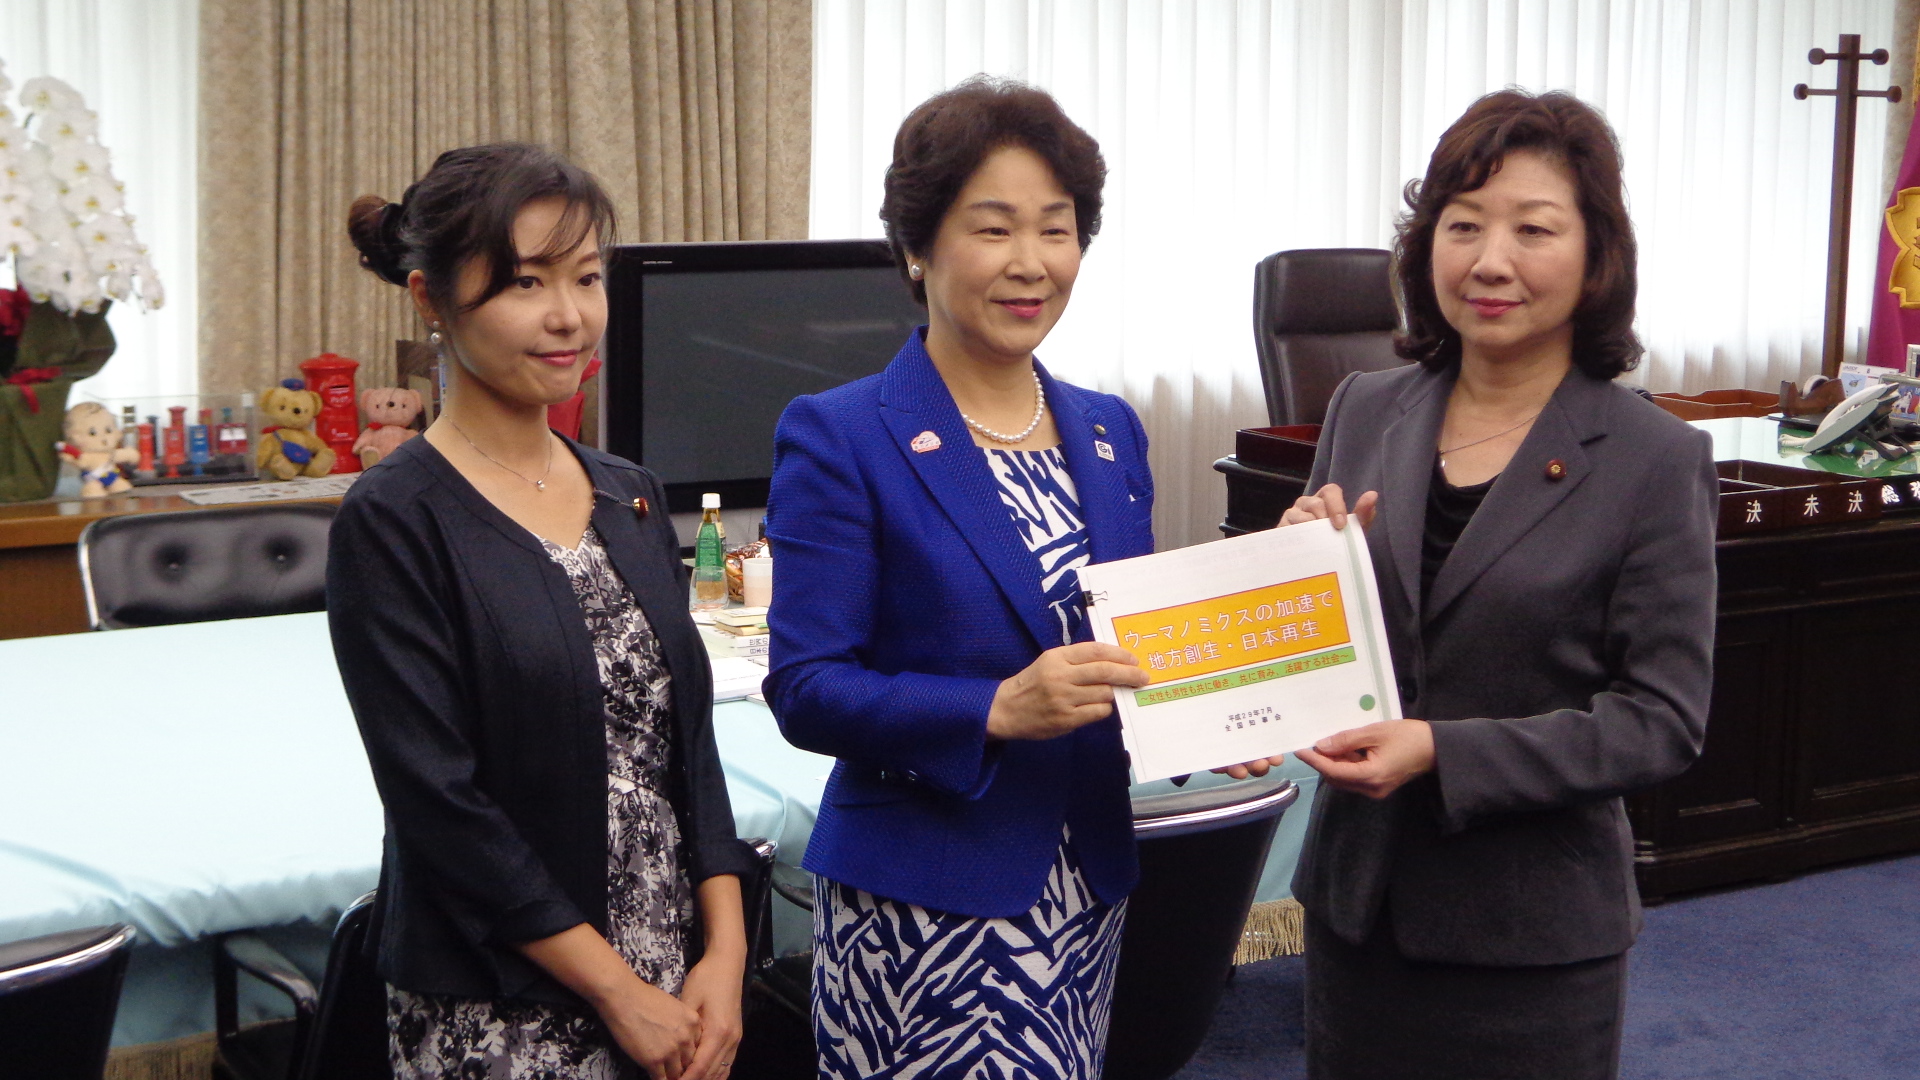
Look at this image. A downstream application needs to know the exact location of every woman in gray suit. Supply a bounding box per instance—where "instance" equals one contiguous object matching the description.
[1279,90,1717,1078]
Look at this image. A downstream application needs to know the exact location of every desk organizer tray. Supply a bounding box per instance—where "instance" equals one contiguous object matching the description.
[1655,389,1781,421]
[1715,460,1881,535]
[1235,425,1322,473]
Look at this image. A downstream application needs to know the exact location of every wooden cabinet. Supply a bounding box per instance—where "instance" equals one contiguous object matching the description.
[1215,453,1920,900]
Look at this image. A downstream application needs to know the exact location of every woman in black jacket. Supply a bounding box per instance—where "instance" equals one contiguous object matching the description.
[327,143,755,1080]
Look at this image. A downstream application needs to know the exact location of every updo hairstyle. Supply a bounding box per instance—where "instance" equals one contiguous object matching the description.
[1393,89,1642,379]
[880,76,1106,304]
[347,143,617,319]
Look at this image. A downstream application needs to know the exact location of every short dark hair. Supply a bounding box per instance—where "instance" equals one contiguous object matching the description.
[880,76,1106,304]
[1393,90,1641,379]
[347,143,617,316]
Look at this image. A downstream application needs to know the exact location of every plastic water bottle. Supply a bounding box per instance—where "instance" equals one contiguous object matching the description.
[692,492,727,610]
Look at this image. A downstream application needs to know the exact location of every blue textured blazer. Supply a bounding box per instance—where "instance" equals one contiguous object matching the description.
[764,331,1155,918]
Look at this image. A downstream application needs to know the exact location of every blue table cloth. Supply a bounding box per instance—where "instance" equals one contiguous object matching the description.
[0,611,1313,1045]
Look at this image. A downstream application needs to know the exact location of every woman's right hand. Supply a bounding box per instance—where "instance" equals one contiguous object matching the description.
[598,979,704,1080]
[1281,483,1379,531]
[986,642,1150,741]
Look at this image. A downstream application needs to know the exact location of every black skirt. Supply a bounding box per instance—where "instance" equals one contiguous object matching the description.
[1304,913,1626,1080]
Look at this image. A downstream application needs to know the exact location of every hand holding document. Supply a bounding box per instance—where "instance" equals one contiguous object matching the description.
[1078,518,1401,783]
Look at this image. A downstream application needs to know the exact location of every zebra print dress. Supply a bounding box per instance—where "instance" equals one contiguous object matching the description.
[811,445,1129,1080]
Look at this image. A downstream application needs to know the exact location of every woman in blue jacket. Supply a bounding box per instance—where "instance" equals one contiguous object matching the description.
[765,77,1159,1078]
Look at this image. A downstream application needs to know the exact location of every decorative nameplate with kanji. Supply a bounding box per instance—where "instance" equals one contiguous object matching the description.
[1079,519,1400,782]
[1715,460,1884,536]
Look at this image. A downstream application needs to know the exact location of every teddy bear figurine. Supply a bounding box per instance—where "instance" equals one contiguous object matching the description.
[257,378,338,480]
[57,401,139,497]
[350,387,423,469]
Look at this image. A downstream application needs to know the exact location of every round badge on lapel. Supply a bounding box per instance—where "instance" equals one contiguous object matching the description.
[1545,459,1567,481]
[632,496,650,519]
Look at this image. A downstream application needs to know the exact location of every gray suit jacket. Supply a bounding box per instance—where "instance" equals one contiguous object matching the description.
[1290,363,1717,967]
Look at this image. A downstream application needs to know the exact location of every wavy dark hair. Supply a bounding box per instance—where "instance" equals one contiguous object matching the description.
[1393,89,1641,379]
[880,76,1106,304]
[346,143,617,317]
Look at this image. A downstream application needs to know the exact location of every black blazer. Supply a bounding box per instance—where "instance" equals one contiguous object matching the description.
[1291,364,1717,967]
[326,435,756,1006]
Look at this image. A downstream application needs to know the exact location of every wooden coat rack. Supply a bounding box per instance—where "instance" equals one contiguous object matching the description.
[1796,34,1902,378]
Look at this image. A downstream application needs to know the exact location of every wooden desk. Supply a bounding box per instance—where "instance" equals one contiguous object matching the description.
[0,491,341,639]
[1215,454,1920,900]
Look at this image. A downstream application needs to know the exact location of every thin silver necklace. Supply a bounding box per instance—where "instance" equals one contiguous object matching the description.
[960,369,1047,443]
[448,419,554,491]
[1438,412,1539,468]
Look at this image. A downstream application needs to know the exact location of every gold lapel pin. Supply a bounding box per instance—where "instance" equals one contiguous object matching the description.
[1545,459,1567,481]
[1092,423,1107,435]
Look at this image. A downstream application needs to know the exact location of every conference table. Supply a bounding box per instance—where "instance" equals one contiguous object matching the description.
[0,612,1319,1047]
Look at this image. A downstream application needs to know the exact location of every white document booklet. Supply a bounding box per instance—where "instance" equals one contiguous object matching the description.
[1078,519,1402,783]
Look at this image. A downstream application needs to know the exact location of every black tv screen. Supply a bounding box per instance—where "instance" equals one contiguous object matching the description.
[602,240,926,513]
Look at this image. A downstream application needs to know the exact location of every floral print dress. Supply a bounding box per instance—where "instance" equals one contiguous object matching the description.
[388,525,695,1079]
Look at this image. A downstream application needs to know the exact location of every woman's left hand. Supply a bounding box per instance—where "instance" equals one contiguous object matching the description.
[677,952,745,1080]
[1293,719,1435,799]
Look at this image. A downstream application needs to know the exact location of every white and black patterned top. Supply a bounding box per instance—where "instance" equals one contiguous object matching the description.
[386,525,695,1080]
[984,446,1092,646]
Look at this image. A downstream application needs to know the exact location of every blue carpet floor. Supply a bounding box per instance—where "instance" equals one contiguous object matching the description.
[1174,852,1920,1079]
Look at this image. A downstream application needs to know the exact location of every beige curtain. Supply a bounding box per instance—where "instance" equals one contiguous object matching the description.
[198,0,811,399]
[1887,0,1920,204]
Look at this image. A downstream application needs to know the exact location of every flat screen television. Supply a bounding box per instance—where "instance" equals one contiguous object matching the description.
[601,240,927,513]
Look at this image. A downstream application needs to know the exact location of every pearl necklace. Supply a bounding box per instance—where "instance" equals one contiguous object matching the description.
[959,369,1047,444]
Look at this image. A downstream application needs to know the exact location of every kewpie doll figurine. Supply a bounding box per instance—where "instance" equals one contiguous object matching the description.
[58,401,139,497]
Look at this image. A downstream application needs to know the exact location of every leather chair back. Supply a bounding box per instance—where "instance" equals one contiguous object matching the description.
[1253,248,1406,425]
[78,503,336,630]
[1103,777,1298,1080]
[0,923,135,1080]
[294,892,387,1080]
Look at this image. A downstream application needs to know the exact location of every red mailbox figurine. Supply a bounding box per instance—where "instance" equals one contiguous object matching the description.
[298,352,362,473]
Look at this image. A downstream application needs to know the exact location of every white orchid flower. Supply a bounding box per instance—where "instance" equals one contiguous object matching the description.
[19,76,83,115]
[61,176,124,217]
[132,257,163,310]
[38,108,98,144]
[48,143,109,185]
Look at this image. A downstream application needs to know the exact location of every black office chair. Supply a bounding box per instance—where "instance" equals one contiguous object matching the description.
[0,923,136,1080]
[738,852,818,1079]
[738,781,1300,1080]
[214,891,385,1080]
[216,840,778,1080]
[1103,775,1298,1080]
[77,503,336,630]
[1253,248,1406,426]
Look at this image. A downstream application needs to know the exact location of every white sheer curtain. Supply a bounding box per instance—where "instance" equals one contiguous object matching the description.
[812,0,1900,549]
[0,0,199,401]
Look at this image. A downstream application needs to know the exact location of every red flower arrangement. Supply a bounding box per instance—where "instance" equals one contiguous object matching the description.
[0,286,29,379]
[0,287,28,341]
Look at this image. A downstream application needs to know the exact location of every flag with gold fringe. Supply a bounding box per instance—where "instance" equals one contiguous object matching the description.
[1868,31,1920,371]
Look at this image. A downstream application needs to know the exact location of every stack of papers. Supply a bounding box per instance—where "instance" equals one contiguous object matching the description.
[710,655,768,703]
